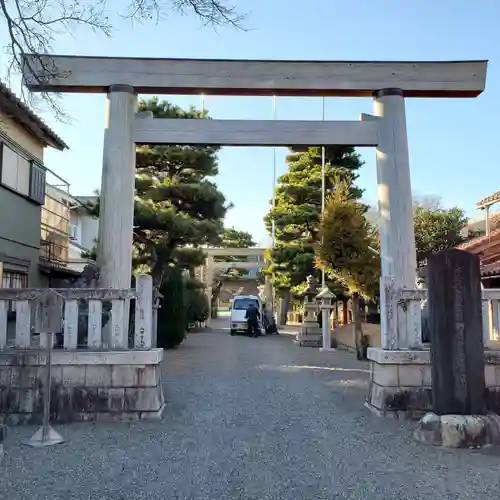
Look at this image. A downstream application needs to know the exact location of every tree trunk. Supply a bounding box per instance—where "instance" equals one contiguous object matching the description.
[280,290,291,325]
[342,299,348,325]
[353,292,367,360]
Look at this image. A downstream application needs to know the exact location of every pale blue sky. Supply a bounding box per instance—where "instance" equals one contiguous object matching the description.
[4,0,499,245]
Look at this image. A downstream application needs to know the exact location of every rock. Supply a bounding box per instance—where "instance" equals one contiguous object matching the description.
[414,412,442,444]
[414,412,500,448]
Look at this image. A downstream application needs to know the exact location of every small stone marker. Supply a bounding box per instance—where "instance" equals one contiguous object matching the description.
[33,289,64,334]
[427,249,485,415]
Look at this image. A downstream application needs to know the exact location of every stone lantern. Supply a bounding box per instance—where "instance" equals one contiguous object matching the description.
[316,287,337,351]
[294,275,322,347]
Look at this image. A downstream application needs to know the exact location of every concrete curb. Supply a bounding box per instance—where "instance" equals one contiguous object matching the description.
[414,412,500,448]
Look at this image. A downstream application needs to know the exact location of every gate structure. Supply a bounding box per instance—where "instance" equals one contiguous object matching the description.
[23,55,488,417]
[201,247,267,322]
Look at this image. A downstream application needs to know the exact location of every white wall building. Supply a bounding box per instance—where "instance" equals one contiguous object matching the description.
[44,184,99,273]
[67,195,99,272]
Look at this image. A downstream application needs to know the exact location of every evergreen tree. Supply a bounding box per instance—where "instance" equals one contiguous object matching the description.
[413,203,473,267]
[220,227,256,248]
[134,98,229,284]
[87,98,230,284]
[316,179,380,359]
[86,98,230,344]
[158,267,187,348]
[263,146,364,313]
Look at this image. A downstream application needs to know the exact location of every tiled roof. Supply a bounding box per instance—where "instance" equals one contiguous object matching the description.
[477,191,500,209]
[0,81,67,151]
[455,228,500,277]
[480,262,500,277]
[457,227,500,251]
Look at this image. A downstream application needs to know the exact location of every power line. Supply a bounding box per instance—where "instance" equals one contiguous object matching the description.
[271,95,277,248]
[321,96,326,289]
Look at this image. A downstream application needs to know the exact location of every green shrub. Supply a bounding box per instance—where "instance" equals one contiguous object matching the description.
[185,287,209,326]
[157,267,186,348]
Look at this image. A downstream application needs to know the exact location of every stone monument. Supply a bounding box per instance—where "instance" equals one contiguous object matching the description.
[414,249,500,448]
[294,275,322,347]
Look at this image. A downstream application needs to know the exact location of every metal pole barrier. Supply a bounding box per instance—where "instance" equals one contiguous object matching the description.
[42,332,52,441]
[23,289,65,448]
[23,331,64,447]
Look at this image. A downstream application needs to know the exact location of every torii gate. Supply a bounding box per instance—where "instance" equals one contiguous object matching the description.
[201,247,268,321]
[22,55,487,352]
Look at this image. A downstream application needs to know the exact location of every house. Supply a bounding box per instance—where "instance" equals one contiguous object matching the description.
[456,191,500,288]
[40,183,98,280]
[67,195,99,272]
[457,228,500,288]
[0,82,67,289]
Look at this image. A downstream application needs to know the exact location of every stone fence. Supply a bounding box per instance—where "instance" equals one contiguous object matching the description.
[0,274,164,424]
[394,286,500,348]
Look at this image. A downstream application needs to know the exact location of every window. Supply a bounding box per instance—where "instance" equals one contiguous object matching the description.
[1,144,30,196]
[2,270,28,312]
[233,298,259,310]
[30,162,46,204]
[69,223,81,242]
[2,270,27,289]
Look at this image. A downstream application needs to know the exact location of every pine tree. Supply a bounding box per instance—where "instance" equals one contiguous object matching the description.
[134,98,230,283]
[86,98,230,346]
[316,178,380,359]
[263,146,364,319]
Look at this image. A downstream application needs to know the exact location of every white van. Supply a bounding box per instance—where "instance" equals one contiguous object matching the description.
[229,295,262,335]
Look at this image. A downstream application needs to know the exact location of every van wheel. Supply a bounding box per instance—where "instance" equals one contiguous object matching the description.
[230,329,236,336]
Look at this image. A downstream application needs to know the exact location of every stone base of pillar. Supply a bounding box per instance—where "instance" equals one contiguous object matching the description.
[366,347,500,420]
[294,324,322,347]
[0,349,164,424]
[365,348,432,420]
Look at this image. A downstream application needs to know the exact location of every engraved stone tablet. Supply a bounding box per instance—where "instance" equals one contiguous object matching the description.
[428,249,485,415]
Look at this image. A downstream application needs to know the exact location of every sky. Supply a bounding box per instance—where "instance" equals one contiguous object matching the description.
[2,0,499,246]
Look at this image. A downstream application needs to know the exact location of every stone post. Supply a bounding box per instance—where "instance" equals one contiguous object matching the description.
[428,249,485,415]
[317,287,336,352]
[152,287,162,348]
[373,89,417,349]
[294,275,322,347]
[98,85,137,289]
[205,255,214,325]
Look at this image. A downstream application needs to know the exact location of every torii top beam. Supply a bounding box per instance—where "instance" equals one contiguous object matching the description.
[22,55,487,98]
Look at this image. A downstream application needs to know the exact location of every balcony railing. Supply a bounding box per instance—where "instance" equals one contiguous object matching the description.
[39,238,68,267]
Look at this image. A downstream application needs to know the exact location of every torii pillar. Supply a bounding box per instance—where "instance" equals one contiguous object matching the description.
[373,88,418,350]
[98,85,137,289]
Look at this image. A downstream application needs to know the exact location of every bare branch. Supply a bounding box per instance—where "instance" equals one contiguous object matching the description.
[171,0,247,29]
[0,0,248,119]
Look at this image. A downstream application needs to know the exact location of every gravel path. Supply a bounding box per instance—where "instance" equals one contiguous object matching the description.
[2,322,500,499]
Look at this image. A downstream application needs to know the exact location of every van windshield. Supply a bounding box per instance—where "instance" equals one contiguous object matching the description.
[233,298,259,310]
